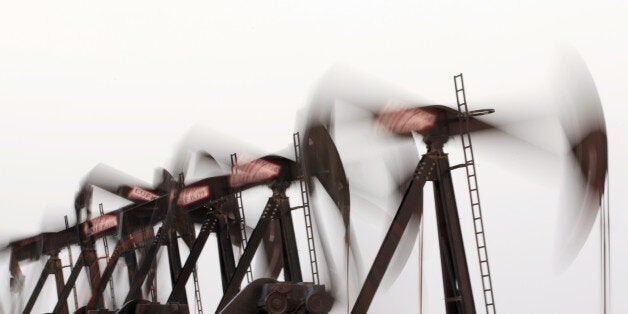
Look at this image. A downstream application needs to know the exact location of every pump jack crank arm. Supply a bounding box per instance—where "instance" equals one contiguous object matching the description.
[216,214,237,291]
[352,156,434,314]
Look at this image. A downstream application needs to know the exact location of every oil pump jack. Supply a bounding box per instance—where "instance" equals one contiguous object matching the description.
[306,77,493,313]
[7,161,228,313]
[33,126,357,314]
[77,159,247,313]
[213,128,352,313]
[115,126,353,313]
[5,164,166,314]
[305,61,607,314]
[3,51,607,314]
[7,128,349,314]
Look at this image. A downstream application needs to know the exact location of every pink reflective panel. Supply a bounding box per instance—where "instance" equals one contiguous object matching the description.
[177,185,211,206]
[127,186,159,202]
[376,107,437,134]
[228,159,281,188]
[82,214,118,237]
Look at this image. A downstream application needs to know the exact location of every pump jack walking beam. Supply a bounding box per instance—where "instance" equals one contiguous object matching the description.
[352,150,476,314]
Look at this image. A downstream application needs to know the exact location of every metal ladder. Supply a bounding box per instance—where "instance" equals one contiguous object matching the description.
[178,173,205,314]
[230,153,254,283]
[292,132,320,284]
[63,215,79,311]
[136,224,159,302]
[99,204,118,310]
[454,74,496,314]
[191,264,203,314]
[188,226,204,314]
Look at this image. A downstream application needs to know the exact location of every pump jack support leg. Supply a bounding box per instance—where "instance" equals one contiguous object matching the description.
[168,214,218,303]
[51,255,69,314]
[277,196,302,282]
[75,247,103,308]
[145,259,158,301]
[216,198,277,312]
[352,156,434,314]
[52,253,86,314]
[217,215,237,291]
[87,242,126,310]
[122,250,138,286]
[166,229,188,304]
[23,257,54,314]
[120,216,140,287]
[82,248,104,309]
[432,154,476,314]
[125,227,166,303]
[142,227,158,300]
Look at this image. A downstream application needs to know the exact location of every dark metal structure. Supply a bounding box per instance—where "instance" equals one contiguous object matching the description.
[352,131,478,314]
[305,71,500,314]
[5,58,608,314]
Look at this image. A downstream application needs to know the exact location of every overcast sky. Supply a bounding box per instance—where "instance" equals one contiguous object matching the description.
[0,1,627,313]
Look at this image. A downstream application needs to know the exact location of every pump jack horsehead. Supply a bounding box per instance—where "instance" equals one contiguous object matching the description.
[306,55,607,313]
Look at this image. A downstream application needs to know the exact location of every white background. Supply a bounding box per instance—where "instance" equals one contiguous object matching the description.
[0,1,627,313]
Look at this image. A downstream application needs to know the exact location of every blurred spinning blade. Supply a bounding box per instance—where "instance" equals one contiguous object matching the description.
[474,48,608,267]
[553,49,607,267]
